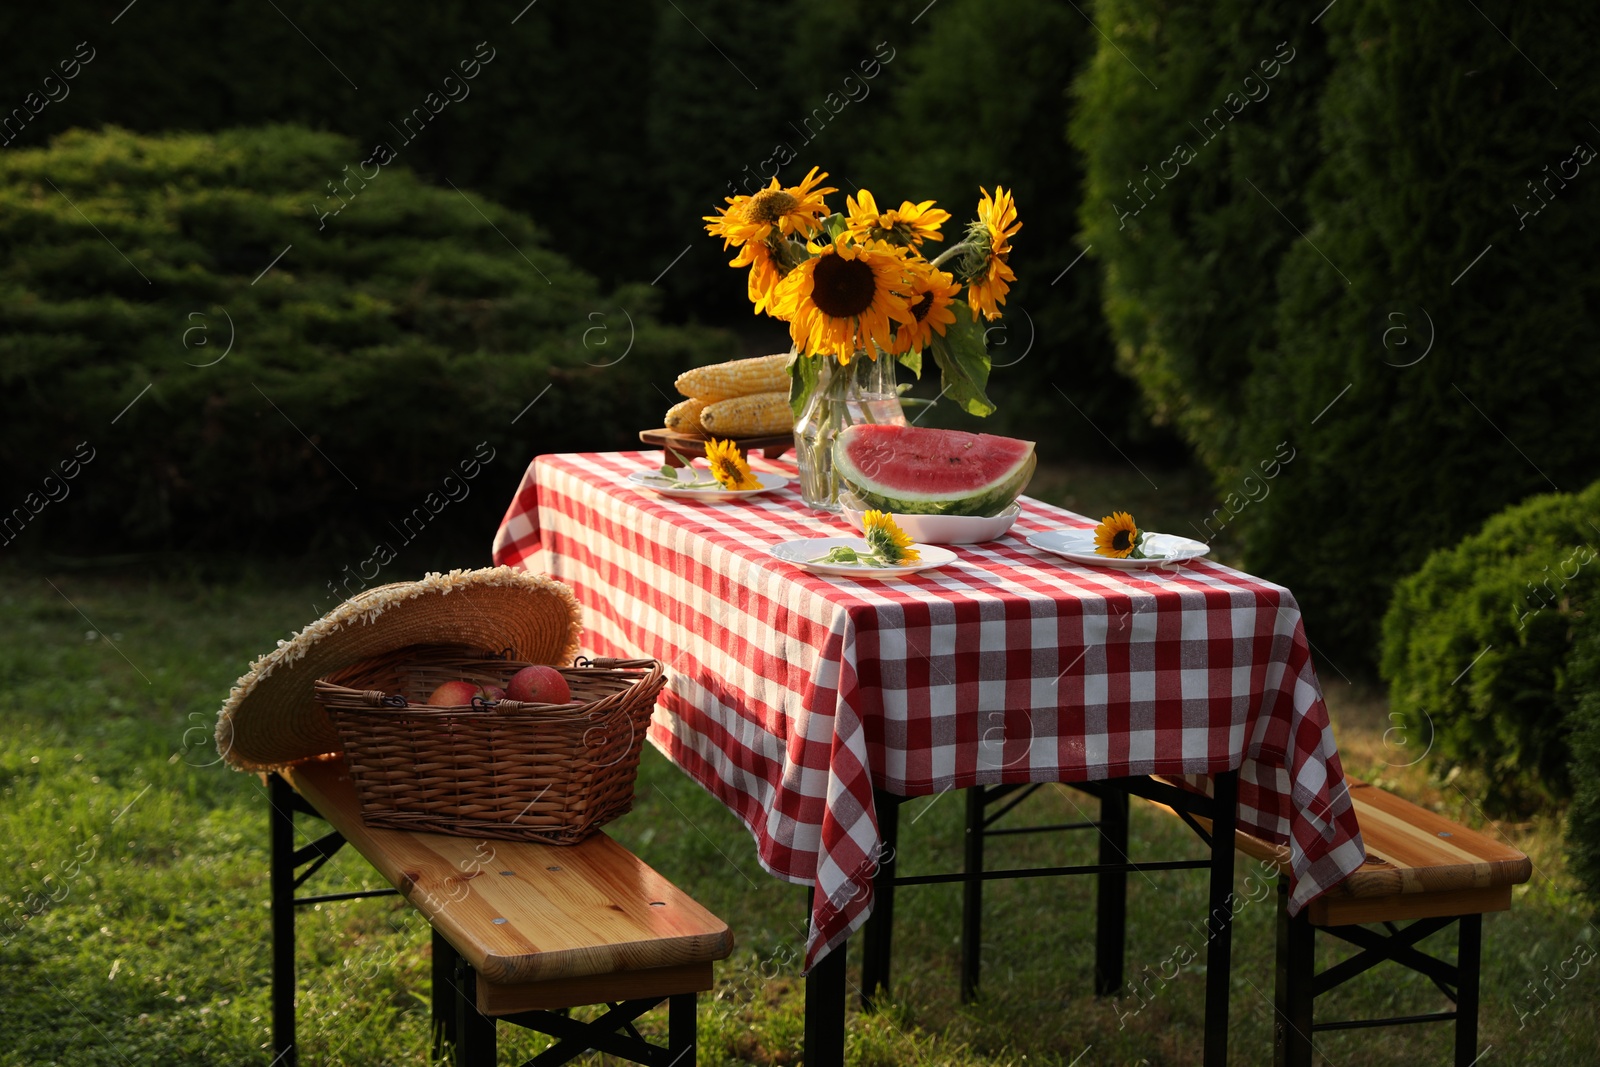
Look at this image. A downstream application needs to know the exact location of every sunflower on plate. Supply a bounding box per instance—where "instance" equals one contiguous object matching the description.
[861,510,920,565]
[811,511,921,568]
[704,438,761,491]
[1093,511,1147,559]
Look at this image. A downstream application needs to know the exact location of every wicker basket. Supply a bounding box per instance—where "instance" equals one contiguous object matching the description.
[313,644,666,844]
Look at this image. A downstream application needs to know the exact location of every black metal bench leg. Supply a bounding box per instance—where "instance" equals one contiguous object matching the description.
[668,992,698,1064]
[453,952,496,1067]
[433,927,459,1061]
[960,787,986,1003]
[1202,770,1237,1067]
[1273,877,1315,1067]
[1095,788,1129,995]
[269,773,298,1067]
[1455,914,1482,1067]
[860,790,900,1010]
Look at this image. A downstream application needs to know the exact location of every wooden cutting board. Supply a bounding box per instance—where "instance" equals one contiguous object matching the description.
[639,428,793,467]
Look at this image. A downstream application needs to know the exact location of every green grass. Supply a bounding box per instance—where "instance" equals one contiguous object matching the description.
[1,560,1595,1065]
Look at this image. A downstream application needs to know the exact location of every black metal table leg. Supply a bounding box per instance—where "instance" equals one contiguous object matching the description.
[668,991,698,1063]
[453,951,496,1067]
[269,772,298,1067]
[1203,770,1238,1067]
[804,909,847,1067]
[1274,876,1315,1067]
[1094,787,1129,996]
[1454,914,1483,1067]
[860,791,900,1009]
[960,787,986,1003]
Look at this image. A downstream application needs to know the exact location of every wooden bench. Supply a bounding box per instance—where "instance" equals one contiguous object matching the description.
[1146,777,1531,1067]
[269,758,734,1066]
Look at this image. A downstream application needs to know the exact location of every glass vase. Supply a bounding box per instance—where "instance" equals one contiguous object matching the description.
[793,352,907,511]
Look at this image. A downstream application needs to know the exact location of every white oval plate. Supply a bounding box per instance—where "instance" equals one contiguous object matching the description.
[768,537,958,578]
[839,494,1020,545]
[1026,529,1210,570]
[627,468,788,502]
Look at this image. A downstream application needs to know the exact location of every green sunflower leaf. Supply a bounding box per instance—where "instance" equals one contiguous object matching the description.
[928,302,996,417]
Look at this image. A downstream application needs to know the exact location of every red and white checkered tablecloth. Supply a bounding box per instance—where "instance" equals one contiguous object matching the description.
[493,451,1365,970]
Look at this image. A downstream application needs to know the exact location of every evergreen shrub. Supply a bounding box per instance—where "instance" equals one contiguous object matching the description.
[1566,624,1600,905]
[0,126,736,556]
[1076,0,1600,662]
[1239,0,1600,664]
[1381,481,1600,812]
[1070,0,1332,470]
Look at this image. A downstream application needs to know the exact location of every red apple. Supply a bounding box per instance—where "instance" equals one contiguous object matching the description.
[479,684,506,702]
[506,665,570,704]
[427,680,480,706]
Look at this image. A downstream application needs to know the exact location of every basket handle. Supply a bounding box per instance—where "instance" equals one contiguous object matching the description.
[313,680,411,709]
[574,655,659,670]
[347,689,410,708]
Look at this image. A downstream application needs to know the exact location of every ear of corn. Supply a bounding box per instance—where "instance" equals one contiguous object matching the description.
[674,353,789,401]
[664,398,707,434]
[700,391,794,436]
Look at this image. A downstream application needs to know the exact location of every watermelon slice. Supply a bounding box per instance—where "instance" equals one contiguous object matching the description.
[833,425,1036,517]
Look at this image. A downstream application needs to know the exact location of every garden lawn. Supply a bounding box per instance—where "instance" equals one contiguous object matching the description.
[1,561,1594,1065]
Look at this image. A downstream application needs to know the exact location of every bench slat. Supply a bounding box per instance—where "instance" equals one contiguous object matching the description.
[1144,777,1531,927]
[1337,781,1530,893]
[284,758,733,984]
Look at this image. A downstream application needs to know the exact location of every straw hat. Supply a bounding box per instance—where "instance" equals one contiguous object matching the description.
[216,567,582,772]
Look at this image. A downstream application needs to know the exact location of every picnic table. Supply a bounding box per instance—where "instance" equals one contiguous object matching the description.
[492,449,1366,1064]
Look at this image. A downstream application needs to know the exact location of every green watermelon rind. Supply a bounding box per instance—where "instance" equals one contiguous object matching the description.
[835,433,1036,518]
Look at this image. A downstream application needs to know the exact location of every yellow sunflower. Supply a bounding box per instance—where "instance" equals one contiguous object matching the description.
[891,263,961,355]
[704,438,760,491]
[862,510,920,564]
[964,185,1022,321]
[703,167,836,249]
[773,235,915,362]
[1093,511,1143,558]
[732,238,787,318]
[845,189,952,248]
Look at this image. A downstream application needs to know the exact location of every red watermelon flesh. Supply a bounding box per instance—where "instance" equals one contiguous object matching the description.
[833,424,1036,517]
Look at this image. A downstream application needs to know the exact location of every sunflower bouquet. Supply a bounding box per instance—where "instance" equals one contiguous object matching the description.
[703,168,1020,419]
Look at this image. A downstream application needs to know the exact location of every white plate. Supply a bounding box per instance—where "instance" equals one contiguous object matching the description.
[768,537,958,578]
[627,468,788,502]
[1026,529,1210,570]
[839,494,1020,545]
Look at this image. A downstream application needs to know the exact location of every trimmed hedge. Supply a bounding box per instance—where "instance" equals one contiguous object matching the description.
[0,4,661,294]
[1381,481,1600,812]
[1076,0,1600,663]
[1237,0,1600,665]
[1070,1,1332,471]
[0,126,737,556]
[0,1,1156,470]
[1568,625,1600,903]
